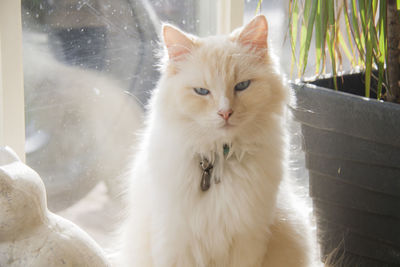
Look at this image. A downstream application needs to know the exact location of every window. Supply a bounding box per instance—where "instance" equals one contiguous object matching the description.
[0,1,25,163]
[6,0,224,247]
[2,0,303,248]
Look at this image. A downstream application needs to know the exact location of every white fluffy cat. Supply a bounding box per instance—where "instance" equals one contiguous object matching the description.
[117,15,317,267]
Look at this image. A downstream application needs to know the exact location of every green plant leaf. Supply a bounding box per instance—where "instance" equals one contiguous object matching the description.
[343,2,357,67]
[365,44,372,98]
[299,0,318,76]
[369,1,381,65]
[255,0,263,15]
[315,0,328,75]
[348,0,365,61]
[289,0,299,78]
[373,0,379,17]
[359,0,367,33]
[377,0,387,99]
[337,30,354,67]
[315,0,322,75]
[363,0,373,98]
[298,0,310,76]
[327,0,337,90]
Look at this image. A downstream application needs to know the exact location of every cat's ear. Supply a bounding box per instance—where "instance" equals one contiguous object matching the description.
[163,24,194,60]
[238,15,268,50]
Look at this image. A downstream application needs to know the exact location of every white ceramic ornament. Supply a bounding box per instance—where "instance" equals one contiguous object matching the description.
[0,147,111,267]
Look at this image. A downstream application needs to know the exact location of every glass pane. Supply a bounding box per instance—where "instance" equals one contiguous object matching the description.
[22,0,215,247]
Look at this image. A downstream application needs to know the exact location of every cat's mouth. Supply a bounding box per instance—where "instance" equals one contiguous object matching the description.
[220,121,235,129]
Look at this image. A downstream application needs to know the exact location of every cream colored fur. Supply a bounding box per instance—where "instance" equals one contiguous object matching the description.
[118,15,317,267]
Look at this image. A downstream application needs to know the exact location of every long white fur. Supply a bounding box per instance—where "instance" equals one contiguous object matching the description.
[117,15,318,267]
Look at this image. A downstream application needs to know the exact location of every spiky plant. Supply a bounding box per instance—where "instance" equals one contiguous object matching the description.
[287,0,400,103]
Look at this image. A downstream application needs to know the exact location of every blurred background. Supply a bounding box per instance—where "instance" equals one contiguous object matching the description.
[22,0,307,248]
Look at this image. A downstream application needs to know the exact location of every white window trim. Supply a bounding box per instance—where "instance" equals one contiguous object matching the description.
[196,0,217,36]
[197,0,244,37]
[217,0,244,35]
[0,0,25,162]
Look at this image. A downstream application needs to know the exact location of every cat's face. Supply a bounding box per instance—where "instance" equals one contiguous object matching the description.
[159,16,287,141]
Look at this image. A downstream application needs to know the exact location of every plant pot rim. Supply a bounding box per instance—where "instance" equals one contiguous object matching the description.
[290,82,400,150]
[291,81,400,110]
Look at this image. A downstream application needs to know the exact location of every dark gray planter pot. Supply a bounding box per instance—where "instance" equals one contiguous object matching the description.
[290,76,400,267]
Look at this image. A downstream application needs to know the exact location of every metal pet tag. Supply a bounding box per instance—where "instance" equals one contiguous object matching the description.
[200,159,213,192]
[201,170,211,191]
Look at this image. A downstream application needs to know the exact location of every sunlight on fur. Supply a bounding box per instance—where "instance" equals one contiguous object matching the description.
[114,15,320,267]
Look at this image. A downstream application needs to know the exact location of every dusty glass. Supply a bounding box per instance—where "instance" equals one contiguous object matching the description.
[22,0,215,246]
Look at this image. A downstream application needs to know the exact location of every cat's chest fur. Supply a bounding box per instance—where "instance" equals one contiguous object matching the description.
[143,130,282,266]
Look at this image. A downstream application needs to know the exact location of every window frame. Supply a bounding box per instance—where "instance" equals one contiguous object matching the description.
[217,0,244,34]
[0,0,25,162]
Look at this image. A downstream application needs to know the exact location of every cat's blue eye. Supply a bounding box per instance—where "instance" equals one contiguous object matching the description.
[194,87,210,95]
[234,80,251,91]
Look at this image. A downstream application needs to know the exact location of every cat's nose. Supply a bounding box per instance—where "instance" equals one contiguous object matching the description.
[218,109,233,121]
